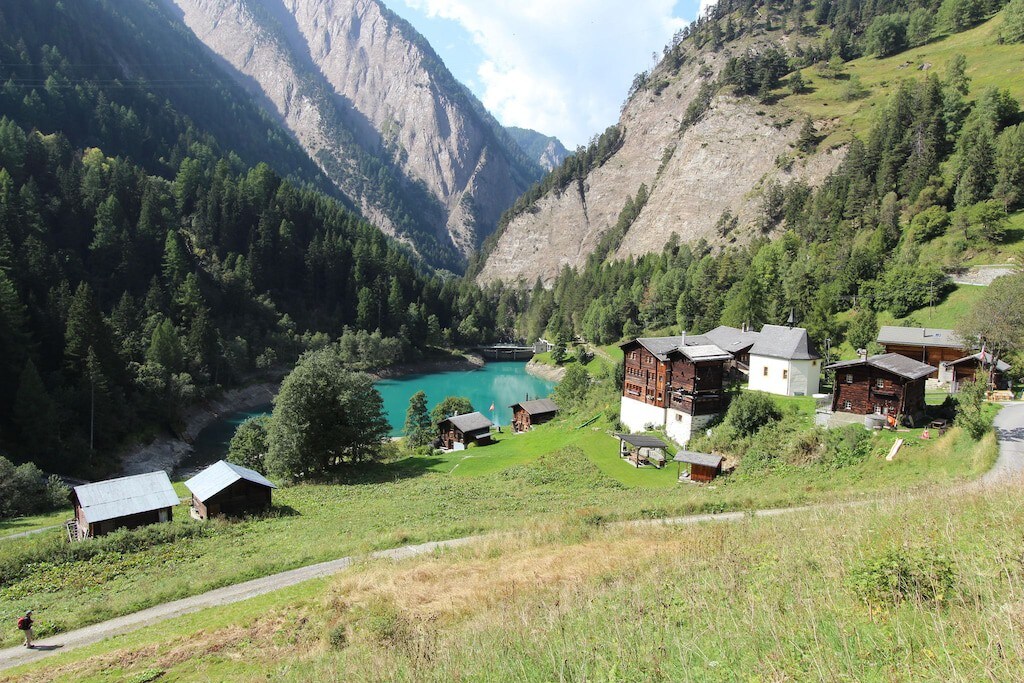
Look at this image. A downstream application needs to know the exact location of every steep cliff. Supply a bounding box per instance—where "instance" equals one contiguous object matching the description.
[477,34,844,286]
[165,0,541,269]
[507,127,570,172]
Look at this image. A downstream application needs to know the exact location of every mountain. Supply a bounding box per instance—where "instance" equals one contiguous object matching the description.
[164,0,544,270]
[507,127,570,171]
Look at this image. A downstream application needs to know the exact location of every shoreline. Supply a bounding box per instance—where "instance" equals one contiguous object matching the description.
[118,351,489,478]
[525,359,566,382]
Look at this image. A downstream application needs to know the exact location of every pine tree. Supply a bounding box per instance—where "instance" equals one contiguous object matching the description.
[13,359,58,458]
[403,390,433,449]
[162,230,190,286]
[146,318,184,373]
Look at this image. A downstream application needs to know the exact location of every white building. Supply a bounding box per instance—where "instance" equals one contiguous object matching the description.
[746,325,821,396]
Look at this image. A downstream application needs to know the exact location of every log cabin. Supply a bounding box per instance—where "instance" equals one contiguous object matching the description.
[70,471,180,540]
[185,460,277,520]
[877,326,966,382]
[620,337,679,432]
[673,451,725,483]
[826,353,936,423]
[946,351,1010,392]
[664,343,732,445]
[438,412,493,450]
[510,398,558,432]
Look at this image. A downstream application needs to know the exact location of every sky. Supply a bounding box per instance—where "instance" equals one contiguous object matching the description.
[387,0,704,149]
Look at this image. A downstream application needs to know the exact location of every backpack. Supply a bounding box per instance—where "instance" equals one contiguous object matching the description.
[17,616,29,630]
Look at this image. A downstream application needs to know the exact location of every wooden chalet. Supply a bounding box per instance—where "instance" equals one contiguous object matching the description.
[947,351,1011,392]
[665,343,732,418]
[615,433,669,468]
[621,337,678,410]
[673,450,725,483]
[70,471,179,540]
[510,398,559,432]
[184,460,277,520]
[438,412,493,450]
[877,326,965,381]
[826,353,936,423]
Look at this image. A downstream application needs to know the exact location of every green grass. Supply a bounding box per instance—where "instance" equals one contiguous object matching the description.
[781,12,1024,147]
[0,510,71,539]
[9,473,1021,682]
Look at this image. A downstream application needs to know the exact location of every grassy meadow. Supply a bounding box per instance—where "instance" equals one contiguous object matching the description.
[7,477,1024,682]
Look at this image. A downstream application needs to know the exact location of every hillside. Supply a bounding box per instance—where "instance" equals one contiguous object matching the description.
[478,4,1024,286]
[507,126,570,171]
[166,0,543,269]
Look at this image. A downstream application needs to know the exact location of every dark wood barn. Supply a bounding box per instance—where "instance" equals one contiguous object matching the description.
[947,352,1010,392]
[673,451,725,483]
[70,471,180,540]
[185,460,278,520]
[877,326,965,380]
[438,412,494,450]
[665,344,732,417]
[826,353,936,423]
[510,398,559,432]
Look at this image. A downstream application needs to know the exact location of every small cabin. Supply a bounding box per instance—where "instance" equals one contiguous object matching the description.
[673,451,724,483]
[184,460,278,520]
[510,398,559,432]
[826,353,936,423]
[70,471,180,540]
[947,352,1010,393]
[616,433,669,468]
[438,412,494,450]
[877,326,965,382]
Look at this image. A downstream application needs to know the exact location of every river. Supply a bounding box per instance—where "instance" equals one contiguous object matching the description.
[178,361,555,475]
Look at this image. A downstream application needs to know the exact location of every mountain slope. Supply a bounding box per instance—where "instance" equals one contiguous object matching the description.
[507,127,570,171]
[165,0,542,269]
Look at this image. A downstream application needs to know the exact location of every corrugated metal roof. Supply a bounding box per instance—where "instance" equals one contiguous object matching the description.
[185,460,278,503]
[442,411,493,433]
[73,471,180,524]
[615,433,668,449]
[510,398,559,415]
[946,351,1011,372]
[826,353,936,380]
[750,325,819,360]
[676,344,733,362]
[877,326,965,348]
[673,451,724,468]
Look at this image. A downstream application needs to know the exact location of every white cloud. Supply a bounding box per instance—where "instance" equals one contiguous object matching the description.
[402,0,688,147]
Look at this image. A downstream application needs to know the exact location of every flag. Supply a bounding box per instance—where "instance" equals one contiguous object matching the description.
[489,402,495,412]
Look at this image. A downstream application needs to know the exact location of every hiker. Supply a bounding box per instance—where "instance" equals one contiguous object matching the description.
[17,609,34,648]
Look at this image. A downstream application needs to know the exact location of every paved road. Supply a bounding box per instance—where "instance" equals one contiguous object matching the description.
[3,404,1023,673]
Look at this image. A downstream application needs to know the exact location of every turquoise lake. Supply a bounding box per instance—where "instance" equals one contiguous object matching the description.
[181,361,554,474]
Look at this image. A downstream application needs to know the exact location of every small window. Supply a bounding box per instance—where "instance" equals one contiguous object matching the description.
[675,413,682,422]
[873,405,881,414]
[845,373,854,384]
[875,378,884,389]
[843,400,853,410]
[782,369,789,380]
[763,366,769,377]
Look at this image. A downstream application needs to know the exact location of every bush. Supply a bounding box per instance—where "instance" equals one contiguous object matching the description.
[909,205,949,242]
[848,547,956,608]
[725,392,782,436]
[955,378,992,439]
[0,456,68,519]
[823,424,873,468]
[227,415,270,474]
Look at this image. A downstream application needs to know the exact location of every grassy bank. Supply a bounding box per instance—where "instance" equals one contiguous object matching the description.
[8,476,1023,681]
[0,413,997,649]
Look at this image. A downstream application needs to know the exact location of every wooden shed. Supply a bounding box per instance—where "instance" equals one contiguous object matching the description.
[826,353,936,423]
[184,460,278,520]
[70,471,180,540]
[438,412,494,450]
[947,352,1010,393]
[615,433,669,468]
[510,398,559,432]
[673,451,725,483]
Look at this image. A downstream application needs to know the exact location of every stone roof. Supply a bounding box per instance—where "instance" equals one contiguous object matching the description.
[877,326,965,349]
[509,398,559,415]
[750,325,819,360]
[673,344,733,362]
[441,411,493,434]
[702,325,760,354]
[946,351,1011,373]
[826,353,936,380]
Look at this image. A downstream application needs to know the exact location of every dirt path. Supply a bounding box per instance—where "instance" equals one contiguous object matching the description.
[3,404,1023,673]
[949,265,1018,286]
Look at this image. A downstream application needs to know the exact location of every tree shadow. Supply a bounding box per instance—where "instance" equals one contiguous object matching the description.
[28,644,63,652]
[332,455,450,485]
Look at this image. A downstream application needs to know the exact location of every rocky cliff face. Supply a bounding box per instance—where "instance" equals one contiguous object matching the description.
[478,43,844,286]
[507,127,570,172]
[165,0,540,269]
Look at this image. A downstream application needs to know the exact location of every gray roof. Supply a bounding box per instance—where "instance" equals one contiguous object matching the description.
[615,433,668,449]
[510,398,559,415]
[877,326,965,349]
[750,325,820,360]
[826,353,936,380]
[185,460,277,503]
[674,344,733,362]
[442,411,493,433]
[946,351,1011,373]
[673,451,724,468]
[702,325,760,354]
[627,336,684,361]
[73,471,180,524]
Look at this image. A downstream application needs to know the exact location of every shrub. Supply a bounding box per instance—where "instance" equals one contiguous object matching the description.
[725,392,782,436]
[823,424,873,468]
[327,624,348,649]
[909,205,949,242]
[227,415,270,474]
[848,547,956,608]
[865,14,909,57]
[955,378,992,439]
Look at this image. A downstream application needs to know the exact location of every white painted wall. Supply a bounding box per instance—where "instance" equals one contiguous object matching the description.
[748,356,821,396]
[619,396,666,433]
[666,410,717,446]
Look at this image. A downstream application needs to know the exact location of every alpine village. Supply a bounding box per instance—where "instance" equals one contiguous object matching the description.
[0,0,1023,679]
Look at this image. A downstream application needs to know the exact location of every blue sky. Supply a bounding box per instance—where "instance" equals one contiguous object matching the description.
[387,0,704,148]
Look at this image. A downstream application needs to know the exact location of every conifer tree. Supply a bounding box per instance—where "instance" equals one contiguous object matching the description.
[403,391,433,449]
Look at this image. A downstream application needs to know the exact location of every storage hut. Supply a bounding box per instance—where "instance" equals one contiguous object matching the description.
[510,398,559,432]
[615,433,669,468]
[438,412,494,450]
[946,351,1010,392]
[673,451,725,483]
[70,471,180,540]
[185,460,278,520]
